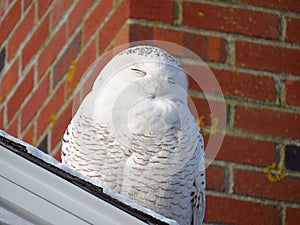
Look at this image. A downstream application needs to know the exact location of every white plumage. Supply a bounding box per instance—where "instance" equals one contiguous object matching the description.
[62,46,205,225]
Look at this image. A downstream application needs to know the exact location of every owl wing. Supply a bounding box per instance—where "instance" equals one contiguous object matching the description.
[61,123,71,164]
[61,115,107,178]
[191,132,206,225]
[62,113,129,192]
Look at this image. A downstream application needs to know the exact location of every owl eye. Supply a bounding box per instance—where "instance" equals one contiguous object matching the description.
[131,68,147,77]
[167,78,176,84]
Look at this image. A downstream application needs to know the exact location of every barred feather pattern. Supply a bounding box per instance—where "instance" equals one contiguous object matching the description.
[62,115,130,191]
[62,112,205,225]
[62,45,206,225]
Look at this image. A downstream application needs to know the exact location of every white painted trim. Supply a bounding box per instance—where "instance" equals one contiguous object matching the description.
[0,145,146,225]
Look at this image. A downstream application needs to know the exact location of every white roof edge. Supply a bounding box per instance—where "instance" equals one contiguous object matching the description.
[0,144,147,225]
[0,131,179,225]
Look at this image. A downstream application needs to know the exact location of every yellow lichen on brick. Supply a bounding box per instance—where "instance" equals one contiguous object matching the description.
[198,12,204,17]
[67,60,77,82]
[50,113,57,124]
[234,89,245,97]
[197,116,210,137]
[264,163,286,182]
[197,115,205,129]
[264,148,286,182]
[198,114,221,136]
[203,130,210,137]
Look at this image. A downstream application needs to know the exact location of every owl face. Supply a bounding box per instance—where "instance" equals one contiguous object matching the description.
[131,61,187,95]
[109,61,188,104]
[92,46,189,125]
[94,46,188,96]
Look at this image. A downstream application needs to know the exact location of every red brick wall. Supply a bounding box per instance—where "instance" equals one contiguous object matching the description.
[1,0,300,224]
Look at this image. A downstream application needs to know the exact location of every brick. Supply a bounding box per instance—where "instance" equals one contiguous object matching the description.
[129,24,153,42]
[66,38,96,96]
[153,27,184,47]
[152,28,186,58]
[185,67,227,129]
[217,135,275,166]
[184,33,227,63]
[22,124,34,145]
[7,4,35,60]
[0,48,6,74]
[38,23,67,79]
[239,0,300,12]
[37,134,48,153]
[113,24,130,48]
[0,107,3,129]
[24,0,32,10]
[184,64,224,94]
[21,74,50,130]
[98,0,129,53]
[22,16,50,69]
[213,69,277,102]
[183,2,278,39]
[206,165,225,191]
[67,0,94,36]
[286,80,300,107]
[189,97,211,125]
[286,207,300,225]
[53,31,81,86]
[51,101,71,148]
[189,97,226,128]
[286,17,300,44]
[0,58,19,103]
[7,67,34,121]
[129,0,173,24]
[0,1,9,17]
[83,0,112,44]
[206,37,227,63]
[234,169,300,203]
[206,133,231,161]
[205,195,279,225]
[51,0,72,29]
[235,105,300,139]
[52,146,62,162]
[7,115,19,138]
[236,41,300,76]
[79,49,110,99]
[285,145,300,172]
[80,49,113,98]
[0,1,21,46]
[37,0,52,18]
[37,82,65,138]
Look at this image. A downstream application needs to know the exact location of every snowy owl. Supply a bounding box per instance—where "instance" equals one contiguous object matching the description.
[62,45,205,225]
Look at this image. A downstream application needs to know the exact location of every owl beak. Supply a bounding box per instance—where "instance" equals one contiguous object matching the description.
[142,77,174,98]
